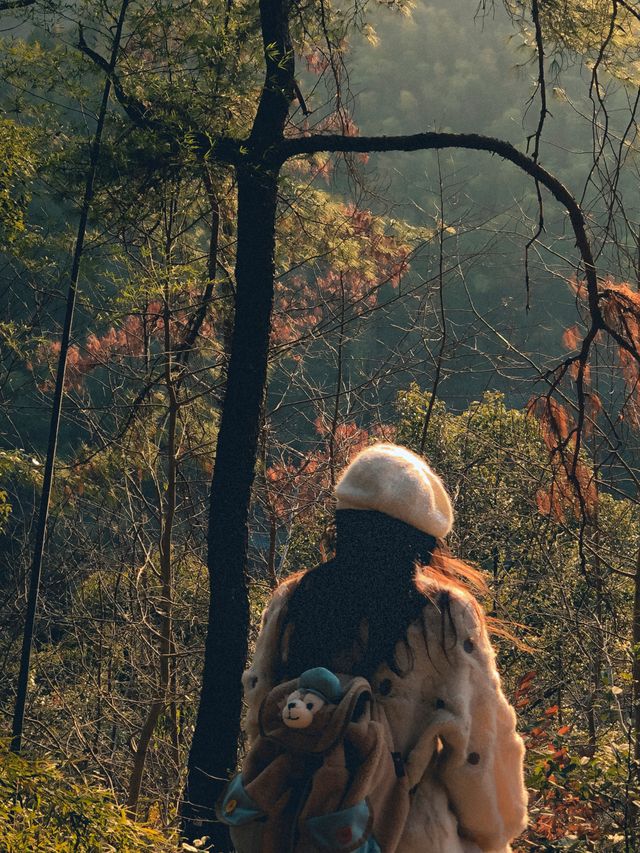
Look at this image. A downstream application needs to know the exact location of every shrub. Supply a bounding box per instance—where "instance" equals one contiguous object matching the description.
[0,744,174,852]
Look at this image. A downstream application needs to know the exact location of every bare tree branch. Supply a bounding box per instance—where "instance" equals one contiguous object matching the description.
[281,130,602,319]
[0,0,35,10]
[618,0,640,24]
[524,0,548,310]
[77,28,241,164]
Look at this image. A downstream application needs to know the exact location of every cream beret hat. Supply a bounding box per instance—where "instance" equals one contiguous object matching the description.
[335,443,454,539]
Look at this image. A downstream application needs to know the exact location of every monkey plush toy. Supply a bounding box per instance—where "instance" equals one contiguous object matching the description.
[281,667,344,729]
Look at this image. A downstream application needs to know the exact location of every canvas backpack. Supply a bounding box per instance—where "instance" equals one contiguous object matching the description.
[216,667,418,853]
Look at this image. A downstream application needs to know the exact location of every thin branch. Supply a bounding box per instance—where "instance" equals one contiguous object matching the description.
[76,30,240,164]
[0,0,35,9]
[420,152,447,453]
[281,131,602,324]
[527,0,548,163]
[524,0,548,310]
[293,81,310,117]
[619,0,640,21]
[176,167,221,365]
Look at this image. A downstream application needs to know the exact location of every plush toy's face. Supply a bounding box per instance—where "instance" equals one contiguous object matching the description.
[282,689,327,729]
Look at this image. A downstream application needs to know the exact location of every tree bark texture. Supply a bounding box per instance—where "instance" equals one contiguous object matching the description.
[182,164,279,845]
[182,0,294,836]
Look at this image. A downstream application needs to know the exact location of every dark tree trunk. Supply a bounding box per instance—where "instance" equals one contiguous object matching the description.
[181,162,279,846]
[182,0,293,834]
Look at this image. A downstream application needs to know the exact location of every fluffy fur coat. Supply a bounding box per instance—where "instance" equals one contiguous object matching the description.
[242,569,528,853]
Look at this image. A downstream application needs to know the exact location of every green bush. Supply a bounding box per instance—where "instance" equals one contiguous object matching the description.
[0,744,174,852]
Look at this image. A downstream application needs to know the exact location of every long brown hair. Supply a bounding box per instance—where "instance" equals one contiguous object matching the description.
[275,509,491,681]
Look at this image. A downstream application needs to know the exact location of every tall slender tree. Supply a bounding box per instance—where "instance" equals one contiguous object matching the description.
[10,0,131,753]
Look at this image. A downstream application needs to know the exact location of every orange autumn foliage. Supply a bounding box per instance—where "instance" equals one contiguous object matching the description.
[265,420,396,524]
[569,277,640,427]
[527,396,597,522]
[600,279,640,427]
[271,205,412,349]
[562,324,580,351]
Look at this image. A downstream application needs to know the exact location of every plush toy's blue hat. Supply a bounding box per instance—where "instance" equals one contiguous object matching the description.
[298,667,343,704]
